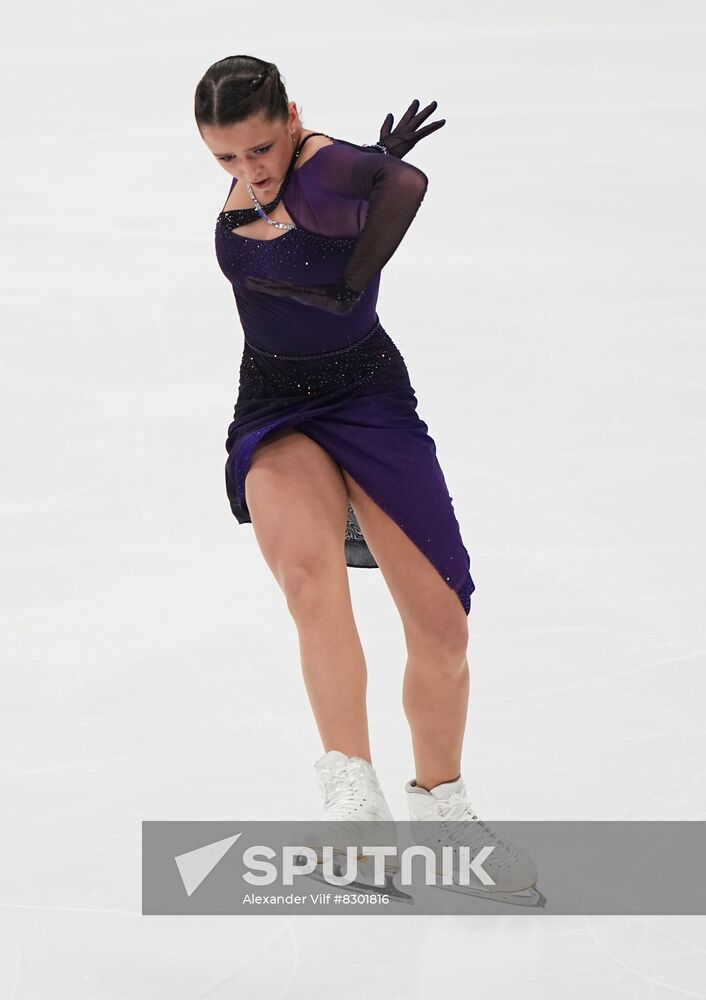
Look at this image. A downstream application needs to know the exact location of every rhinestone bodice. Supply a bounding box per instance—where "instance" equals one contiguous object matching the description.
[214,137,382,355]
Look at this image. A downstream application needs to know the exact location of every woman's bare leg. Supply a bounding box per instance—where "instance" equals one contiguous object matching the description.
[244,428,372,762]
[339,468,470,791]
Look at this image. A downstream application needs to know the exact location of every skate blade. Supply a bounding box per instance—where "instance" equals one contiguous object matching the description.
[297,853,414,905]
[381,857,548,909]
[426,880,548,909]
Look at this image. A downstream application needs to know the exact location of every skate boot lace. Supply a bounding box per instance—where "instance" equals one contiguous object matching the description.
[434,792,514,856]
[321,760,381,820]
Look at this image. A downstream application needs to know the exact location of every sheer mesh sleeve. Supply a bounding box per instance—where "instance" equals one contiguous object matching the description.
[243,137,431,315]
[313,138,429,293]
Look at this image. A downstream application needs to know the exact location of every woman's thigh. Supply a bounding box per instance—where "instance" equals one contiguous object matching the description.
[339,468,468,657]
[244,427,351,601]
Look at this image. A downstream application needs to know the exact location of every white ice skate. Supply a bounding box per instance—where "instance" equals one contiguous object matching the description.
[403,775,547,909]
[296,750,413,904]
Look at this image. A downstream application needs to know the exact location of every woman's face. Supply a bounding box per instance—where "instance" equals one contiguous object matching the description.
[200,104,302,196]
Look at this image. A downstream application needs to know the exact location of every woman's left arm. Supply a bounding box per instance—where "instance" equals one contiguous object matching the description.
[246,138,431,314]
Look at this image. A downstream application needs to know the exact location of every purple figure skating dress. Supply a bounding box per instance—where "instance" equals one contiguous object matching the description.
[215,133,475,614]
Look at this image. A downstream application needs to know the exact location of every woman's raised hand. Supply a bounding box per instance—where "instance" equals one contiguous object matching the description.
[375,98,446,159]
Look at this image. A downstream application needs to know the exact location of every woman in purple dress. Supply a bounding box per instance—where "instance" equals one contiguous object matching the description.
[194,56,539,902]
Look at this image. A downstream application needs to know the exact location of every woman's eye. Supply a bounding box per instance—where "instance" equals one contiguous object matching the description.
[220,145,271,162]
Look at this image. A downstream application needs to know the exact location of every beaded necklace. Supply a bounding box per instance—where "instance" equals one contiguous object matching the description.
[219,132,329,232]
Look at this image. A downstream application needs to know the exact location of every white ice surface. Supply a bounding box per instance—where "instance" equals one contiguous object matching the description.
[1,0,706,996]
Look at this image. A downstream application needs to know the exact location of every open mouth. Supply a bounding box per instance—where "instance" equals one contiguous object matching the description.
[253,178,270,188]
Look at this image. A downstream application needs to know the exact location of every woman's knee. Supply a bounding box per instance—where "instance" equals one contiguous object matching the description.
[404,609,469,669]
[279,558,348,619]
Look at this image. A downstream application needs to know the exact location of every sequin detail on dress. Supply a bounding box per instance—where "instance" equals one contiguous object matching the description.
[238,320,405,401]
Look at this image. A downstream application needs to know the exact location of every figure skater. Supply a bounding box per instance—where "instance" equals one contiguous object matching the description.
[194,55,541,903]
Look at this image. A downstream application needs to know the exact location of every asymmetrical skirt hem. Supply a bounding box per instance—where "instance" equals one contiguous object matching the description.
[224,319,475,616]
